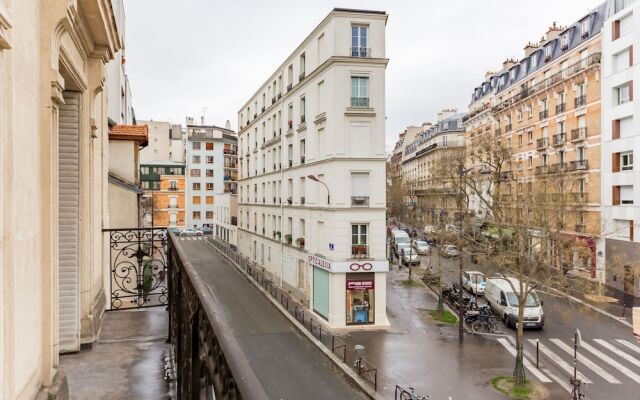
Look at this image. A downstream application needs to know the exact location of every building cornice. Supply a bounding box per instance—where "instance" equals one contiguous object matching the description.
[238,203,386,211]
[237,156,386,182]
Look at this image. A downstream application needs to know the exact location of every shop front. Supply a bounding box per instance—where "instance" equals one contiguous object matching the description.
[346,273,375,325]
[307,254,388,328]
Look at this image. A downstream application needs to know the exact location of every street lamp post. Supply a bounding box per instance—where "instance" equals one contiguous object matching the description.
[307,175,330,205]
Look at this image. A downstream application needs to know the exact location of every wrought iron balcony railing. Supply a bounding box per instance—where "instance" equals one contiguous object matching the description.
[536,138,548,150]
[351,97,370,108]
[571,128,587,142]
[351,196,370,206]
[552,133,565,146]
[350,47,370,57]
[351,244,369,259]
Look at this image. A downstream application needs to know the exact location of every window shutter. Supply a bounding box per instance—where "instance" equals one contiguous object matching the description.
[613,20,620,41]
[613,186,621,205]
[612,119,620,140]
[630,45,634,67]
[631,220,635,242]
[613,152,621,172]
[629,81,634,101]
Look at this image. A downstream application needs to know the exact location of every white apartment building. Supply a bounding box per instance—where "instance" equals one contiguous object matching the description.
[601,0,640,296]
[139,120,185,163]
[237,8,389,328]
[185,120,237,229]
[214,192,238,248]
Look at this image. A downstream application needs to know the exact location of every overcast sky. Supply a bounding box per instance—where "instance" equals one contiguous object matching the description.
[124,0,604,152]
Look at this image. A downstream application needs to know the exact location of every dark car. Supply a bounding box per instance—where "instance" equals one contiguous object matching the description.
[202,227,213,235]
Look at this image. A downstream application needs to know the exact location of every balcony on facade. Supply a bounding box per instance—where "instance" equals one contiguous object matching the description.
[575,224,587,233]
[499,171,513,181]
[556,103,566,114]
[567,160,589,171]
[351,196,370,206]
[505,124,512,132]
[539,109,548,120]
[351,97,370,108]
[550,163,566,173]
[574,95,586,108]
[536,138,548,150]
[491,53,601,113]
[571,128,587,142]
[552,133,565,146]
[350,47,370,57]
[535,165,550,175]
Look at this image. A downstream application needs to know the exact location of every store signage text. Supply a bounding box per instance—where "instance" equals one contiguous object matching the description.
[346,280,374,290]
[307,254,332,271]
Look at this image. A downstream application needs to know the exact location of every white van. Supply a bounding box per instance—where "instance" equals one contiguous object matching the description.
[485,277,544,329]
[391,229,411,257]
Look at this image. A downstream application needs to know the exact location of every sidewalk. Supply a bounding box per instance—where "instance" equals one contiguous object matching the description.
[336,265,562,400]
[60,308,174,400]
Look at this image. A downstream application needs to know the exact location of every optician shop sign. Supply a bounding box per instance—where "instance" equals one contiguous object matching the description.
[346,280,375,290]
[306,254,389,273]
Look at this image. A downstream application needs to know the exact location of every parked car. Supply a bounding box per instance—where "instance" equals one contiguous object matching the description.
[462,271,486,295]
[395,242,411,259]
[423,225,436,234]
[391,229,411,256]
[400,246,420,266]
[440,244,461,258]
[485,277,544,329]
[170,228,181,235]
[414,240,432,255]
[179,228,203,236]
[202,227,213,235]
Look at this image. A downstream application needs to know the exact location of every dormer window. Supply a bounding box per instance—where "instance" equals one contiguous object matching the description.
[561,33,569,50]
[544,44,553,61]
[501,75,508,86]
[530,53,538,69]
[581,18,590,38]
[510,68,517,82]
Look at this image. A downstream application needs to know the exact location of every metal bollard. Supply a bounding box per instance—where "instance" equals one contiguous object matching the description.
[536,339,539,369]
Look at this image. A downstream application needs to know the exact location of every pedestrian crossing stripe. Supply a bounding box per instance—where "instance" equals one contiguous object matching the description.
[594,339,640,368]
[527,339,593,384]
[499,338,552,383]
[549,339,620,384]
[579,341,640,384]
[616,339,640,355]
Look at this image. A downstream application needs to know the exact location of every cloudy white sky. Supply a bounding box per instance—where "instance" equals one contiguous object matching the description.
[124,0,604,152]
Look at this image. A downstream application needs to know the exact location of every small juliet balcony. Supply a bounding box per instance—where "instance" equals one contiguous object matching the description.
[536,138,548,150]
[567,160,589,171]
[575,95,586,108]
[571,128,587,142]
[351,97,369,108]
[539,109,548,120]
[351,244,369,259]
[552,133,566,146]
[350,47,370,57]
[556,103,566,114]
[351,196,370,206]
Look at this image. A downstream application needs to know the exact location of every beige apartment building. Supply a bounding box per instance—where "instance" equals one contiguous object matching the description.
[400,111,466,226]
[139,120,185,164]
[471,3,608,276]
[0,0,122,398]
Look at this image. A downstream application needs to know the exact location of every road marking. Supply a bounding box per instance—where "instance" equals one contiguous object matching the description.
[498,337,552,383]
[529,339,592,384]
[594,339,640,368]
[616,339,640,355]
[580,341,640,384]
[550,339,620,384]
[506,337,572,393]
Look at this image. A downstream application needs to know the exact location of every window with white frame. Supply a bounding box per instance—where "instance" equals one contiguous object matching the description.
[621,151,634,170]
[351,172,370,205]
[619,13,633,36]
[351,224,368,254]
[351,77,369,108]
[581,18,590,36]
[351,25,368,56]
[614,48,631,72]
[561,33,569,49]
[621,185,634,204]
[620,116,634,138]
[544,44,552,59]
[616,82,631,105]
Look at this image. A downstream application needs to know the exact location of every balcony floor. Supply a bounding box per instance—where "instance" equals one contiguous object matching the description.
[60,308,174,400]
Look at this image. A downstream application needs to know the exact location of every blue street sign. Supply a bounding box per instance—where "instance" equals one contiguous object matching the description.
[329,243,335,251]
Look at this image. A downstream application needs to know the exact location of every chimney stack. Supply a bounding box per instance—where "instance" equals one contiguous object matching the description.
[523,42,539,57]
[502,58,517,70]
[484,71,495,80]
[545,21,564,42]
[225,120,231,130]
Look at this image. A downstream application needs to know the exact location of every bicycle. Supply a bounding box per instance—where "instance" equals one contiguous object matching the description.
[569,377,586,400]
[471,313,504,334]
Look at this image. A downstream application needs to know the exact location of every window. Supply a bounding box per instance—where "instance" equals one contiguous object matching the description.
[615,0,634,13]
[206,211,213,219]
[192,141,201,150]
[287,64,293,86]
[530,53,538,69]
[192,155,200,164]
[518,134,523,146]
[141,166,149,174]
[300,139,305,162]
[207,156,214,164]
[616,82,632,105]
[527,131,533,143]
[581,18,590,37]
[351,25,368,56]
[614,13,633,41]
[614,48,632,72]
[193,211,201,220]
[351,77,369,107]
[621,185,634,204]
[206,169,214,177]
[206,196,214,204]
[300,96,306,123]
[299,53,305,76]
[317,81,325,114]
[614,219,632,240]
[613,117,633,139]
[190,169,201,177]
[193,196,201,204]
[561,33,569,49]
[544,44,552,60]
[622,151,634,170]
[510,68,517,81]
[351,224,368,256]
[206,183,214,190]
[206,142,214,150]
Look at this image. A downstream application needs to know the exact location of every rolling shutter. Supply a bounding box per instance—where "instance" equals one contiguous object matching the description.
[58,91,81,353]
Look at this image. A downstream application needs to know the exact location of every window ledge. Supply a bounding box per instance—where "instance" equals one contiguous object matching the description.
[285,129,294,138]
[296,122,307,132]
[345,107,375,117]
[314,112,327,124]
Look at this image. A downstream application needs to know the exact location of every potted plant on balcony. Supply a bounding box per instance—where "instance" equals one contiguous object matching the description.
[296,237,305,248]
[288,120,293,129]
[275,230,281,239]
[353,244,367,257]
[285,234,292,244]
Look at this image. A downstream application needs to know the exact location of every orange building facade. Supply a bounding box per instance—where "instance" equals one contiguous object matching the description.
[150,175,186,228]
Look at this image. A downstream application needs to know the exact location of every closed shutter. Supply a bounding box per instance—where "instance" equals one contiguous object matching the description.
[58,91,81,353]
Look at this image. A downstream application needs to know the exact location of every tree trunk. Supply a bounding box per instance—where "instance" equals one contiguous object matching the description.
[513,302,527,386]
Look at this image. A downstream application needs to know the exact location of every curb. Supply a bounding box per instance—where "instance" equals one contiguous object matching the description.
[205,240,383,400]
[421,280,475,334]
[546,286,633,328]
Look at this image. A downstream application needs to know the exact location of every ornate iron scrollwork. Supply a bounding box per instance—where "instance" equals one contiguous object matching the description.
[105,228,168,310]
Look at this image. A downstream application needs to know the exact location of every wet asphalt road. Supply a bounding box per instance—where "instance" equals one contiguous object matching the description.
[410,250,640,400]
[176,237,367,400]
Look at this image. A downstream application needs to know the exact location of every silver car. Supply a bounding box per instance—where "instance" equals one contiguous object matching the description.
[179,228,203,236]
[414,240,431,255]
[440,244,461,258]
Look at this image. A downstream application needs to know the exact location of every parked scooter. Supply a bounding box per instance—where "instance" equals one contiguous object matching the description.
[464,304,492,325]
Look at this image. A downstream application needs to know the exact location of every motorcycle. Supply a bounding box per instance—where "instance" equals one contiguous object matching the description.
[464,304,492,325]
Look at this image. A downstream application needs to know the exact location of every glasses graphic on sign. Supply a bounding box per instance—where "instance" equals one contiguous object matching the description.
[350,262,373,271]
